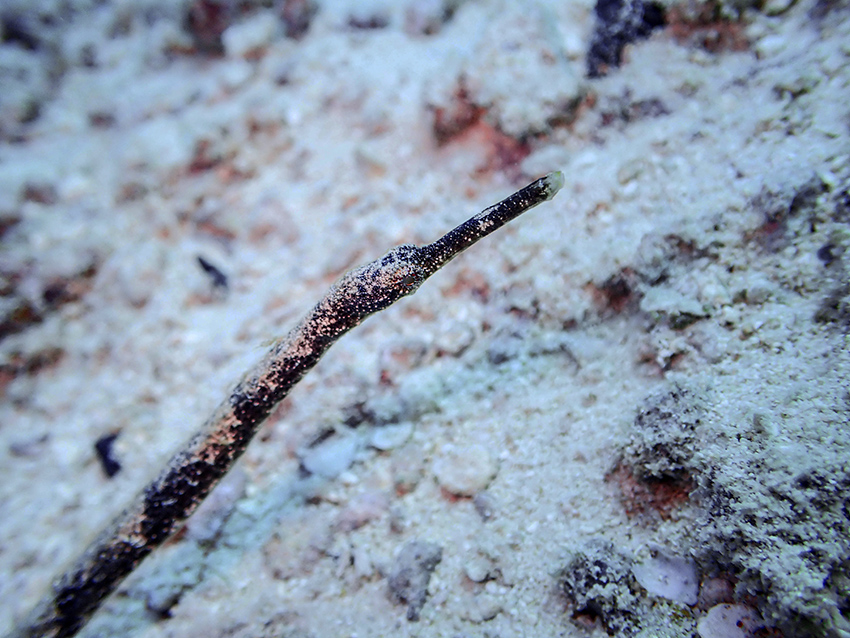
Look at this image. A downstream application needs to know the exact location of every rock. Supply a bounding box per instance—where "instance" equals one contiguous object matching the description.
[463,555,493,583]
[461,594,502,623]
[433,443,498,496]
[586,0,665,77]
[185,468,247,543]
[336,490,389,531]
[301,434,359,479]
[387,540,443,621]
[369,421,414,451]
[697,604,762,638]
[558,540,641,635]
[763,0,796,16]
[222,11,280,58]
[631,549,698,605]
[697,577,734,610]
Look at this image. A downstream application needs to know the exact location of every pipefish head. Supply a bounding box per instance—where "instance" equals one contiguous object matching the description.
[328,244,429,321]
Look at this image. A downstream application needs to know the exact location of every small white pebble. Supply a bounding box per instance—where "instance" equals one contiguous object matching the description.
[741,273,774,305]
[222,11,280,58]
[217,59,254,91]
[433,443,498,496]
[352,543,374,579]
[762,0,795,16]
[186,469,247,542]
[302,435,359,479]
[697,604,762,638]
[632,551,699,606]
[339,470,359,486]
[461,594,502,623]
[754,33,785,60]
[464,555,492,583]
[369,422,414,451]
[337,491,389,531]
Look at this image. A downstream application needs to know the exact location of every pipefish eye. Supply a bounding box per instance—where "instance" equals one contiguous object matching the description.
[400,272,418,288]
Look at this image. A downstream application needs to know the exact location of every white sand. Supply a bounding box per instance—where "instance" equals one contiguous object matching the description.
[1,0,848,637]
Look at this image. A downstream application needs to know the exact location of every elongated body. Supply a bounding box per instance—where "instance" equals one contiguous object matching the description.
[9,172,564,638]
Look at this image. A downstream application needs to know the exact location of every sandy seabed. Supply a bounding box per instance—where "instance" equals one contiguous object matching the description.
[1,1,849,637]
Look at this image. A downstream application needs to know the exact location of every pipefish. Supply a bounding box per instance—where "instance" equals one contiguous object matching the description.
[9,171,565,638]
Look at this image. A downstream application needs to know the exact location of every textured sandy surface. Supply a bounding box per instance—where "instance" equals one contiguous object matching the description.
[1,1,849,637]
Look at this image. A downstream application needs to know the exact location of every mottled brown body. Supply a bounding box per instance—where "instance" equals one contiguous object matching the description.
[9,172,563,638]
